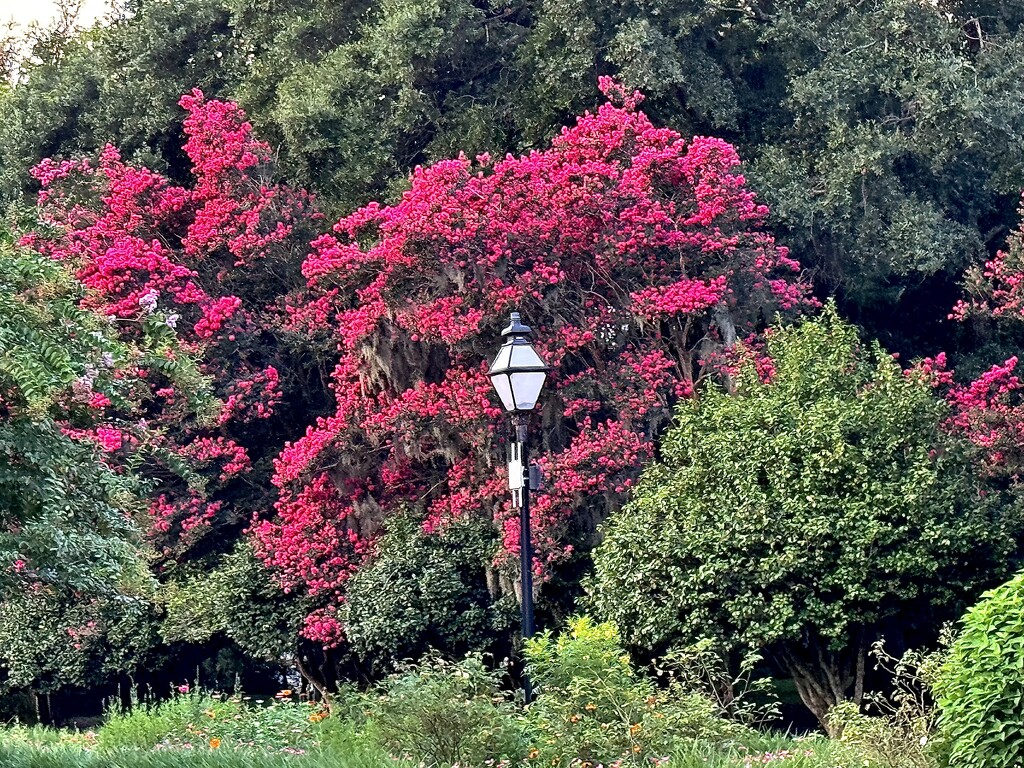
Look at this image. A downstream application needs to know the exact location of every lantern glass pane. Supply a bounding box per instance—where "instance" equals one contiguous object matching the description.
[510,370,547,411]
[509,343,546,370]
[490,372,516,411]
[488,344,513,375]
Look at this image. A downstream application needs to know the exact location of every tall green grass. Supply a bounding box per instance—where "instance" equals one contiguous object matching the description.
[0,745,380,768]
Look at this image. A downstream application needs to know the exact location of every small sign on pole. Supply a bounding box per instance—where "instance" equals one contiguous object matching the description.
[508,442,524,507]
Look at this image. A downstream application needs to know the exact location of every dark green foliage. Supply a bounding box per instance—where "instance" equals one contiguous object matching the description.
[746,0,1024,355]
[0,589,157,694]
[234,0,743,212]
[0,239,149,595]
[934,570,1024,767]
[230,0,1024,358]
[160,544,306,662]
[0,420,145,596]
[343,516,512,673]
[589,307,1017,728]
[0,231,223,710]
[4,0,1024,357]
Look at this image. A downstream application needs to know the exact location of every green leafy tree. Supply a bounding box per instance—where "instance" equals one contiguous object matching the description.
[0,235,148,594]
[231,0,743,212]
[0,589,157,700]
[747,0,1024,354]
[0,228,218,718]
[0,0,240,204]
[589,307,1017,731]
[160,542,306,663]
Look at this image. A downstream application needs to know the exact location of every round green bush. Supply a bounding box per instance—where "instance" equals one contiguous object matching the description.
[934,570,1024,767]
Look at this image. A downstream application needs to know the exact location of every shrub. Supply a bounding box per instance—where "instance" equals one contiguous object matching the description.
[659,640,779,728]
[933,570,1024,768]
[343,516,511,674]
[365,654,526,766]
[828,702,933,768]
[524,617,744,768]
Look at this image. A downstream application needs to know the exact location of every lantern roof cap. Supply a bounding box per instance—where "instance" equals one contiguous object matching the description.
[503,312,532,337]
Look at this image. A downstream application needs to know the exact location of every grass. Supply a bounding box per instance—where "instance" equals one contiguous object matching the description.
[0,726,849,768]
[0,743,848,768]
[0,692,400,768]
[0,745,389,768]
[0,712,401,768]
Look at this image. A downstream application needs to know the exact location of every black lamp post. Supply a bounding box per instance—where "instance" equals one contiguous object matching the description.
[488,312,548,703]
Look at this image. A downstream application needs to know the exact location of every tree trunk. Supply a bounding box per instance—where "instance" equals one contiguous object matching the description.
[713,303,739,393]
[776,631,868,736]
[34,691,51,725]
[714,303,738,348]
[295,654,333,712]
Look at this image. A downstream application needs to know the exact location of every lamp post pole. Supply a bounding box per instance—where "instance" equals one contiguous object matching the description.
[487,312,548,705]
[515,413,536,702]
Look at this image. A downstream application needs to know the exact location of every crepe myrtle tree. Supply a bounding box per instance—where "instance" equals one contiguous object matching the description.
[589,307,1016,732]
[255,78,815,654]
[24,89,315,559]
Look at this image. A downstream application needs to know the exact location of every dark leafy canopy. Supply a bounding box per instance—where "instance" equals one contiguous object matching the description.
[230,0,747,211]
[589,307,1018,728]
[0,0,239,203]
[0,589,157,695]
[749,0,1024,354]
[160,543,306,662]
[233,0,1024,355]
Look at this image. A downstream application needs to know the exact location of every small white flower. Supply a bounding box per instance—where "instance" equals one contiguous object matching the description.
[138,289,159,313]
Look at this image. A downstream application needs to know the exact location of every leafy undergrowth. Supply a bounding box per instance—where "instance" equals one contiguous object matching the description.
[0,692,393,768]
[0,628,935,768]
[0,716,856,768]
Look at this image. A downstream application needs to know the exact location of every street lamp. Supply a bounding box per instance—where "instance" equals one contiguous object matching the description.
[488,311,548,703]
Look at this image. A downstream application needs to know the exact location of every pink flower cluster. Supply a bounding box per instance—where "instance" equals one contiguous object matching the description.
[218,366,283,424]
[194,296,242,339]
[251,474,371,599]
[911,350,1024,480]
[953,196,1024,323]
[149,492,224,544]
[26,91,309,563]
[302,607,345,649]
[61,425,133,453]
[178,437,251,482]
